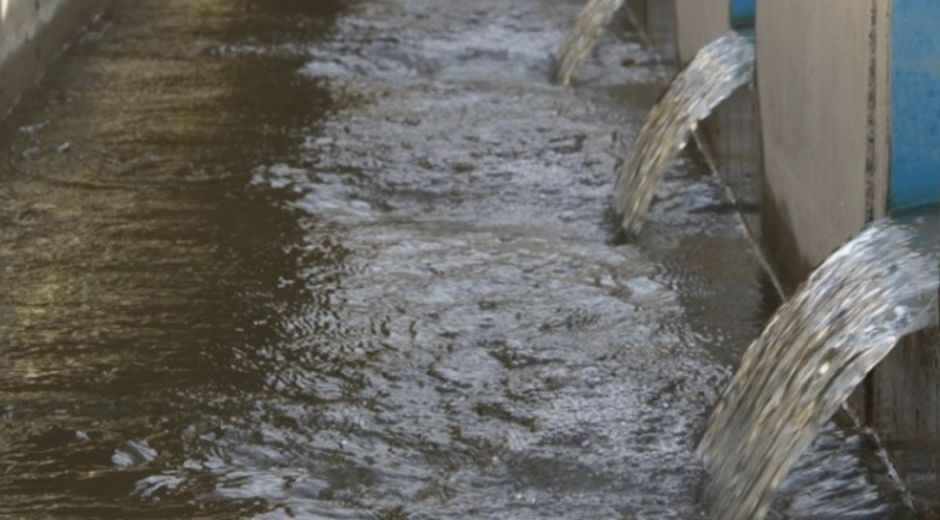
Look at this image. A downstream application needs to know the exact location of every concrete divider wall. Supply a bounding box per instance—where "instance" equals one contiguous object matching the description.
[755,4,940,508]
[1,0,68,64]
[0,0,107,118]
[674,0,727,65]
[626,0,677,64]
[756,0,891,290]
[623,0,940,510]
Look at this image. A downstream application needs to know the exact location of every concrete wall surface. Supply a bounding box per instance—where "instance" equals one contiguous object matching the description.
[627,0,678,65]
[0,0,69,65]
[0,0,107,117]
[673,0,728,65]
[735,0,940,509]
[628,0,728,67]
[755,0,940,510]
[756,0,890,290]
[629,0,940,510]
[871,330,940,510]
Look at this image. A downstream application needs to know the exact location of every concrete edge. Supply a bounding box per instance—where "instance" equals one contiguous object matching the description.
[0,0,110,120]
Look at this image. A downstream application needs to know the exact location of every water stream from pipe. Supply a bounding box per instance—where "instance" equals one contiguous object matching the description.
[614,32,754,238]
[555,0,625,86]
[699,213,940,519]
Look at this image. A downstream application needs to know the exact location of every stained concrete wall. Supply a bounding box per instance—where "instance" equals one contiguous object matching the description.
[0,0,107,118]
[756,0,891,290]
[626,0,678,64]
[0,0,67,64]
[758,0,940,510]
[625,0,940,510]
[745,0,940,509]
[870,330,940,510]
[628,0,729,66]
[674,0,728,65]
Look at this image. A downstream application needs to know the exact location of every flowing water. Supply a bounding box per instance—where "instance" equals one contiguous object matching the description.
[0,0,915,518]
[699,214,940,519]
[614,32,754,238]
[555,0,625,86]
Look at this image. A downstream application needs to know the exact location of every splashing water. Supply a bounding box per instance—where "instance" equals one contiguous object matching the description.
[555,0,624,86]
[614,32,754,237]
[698,214,940,520]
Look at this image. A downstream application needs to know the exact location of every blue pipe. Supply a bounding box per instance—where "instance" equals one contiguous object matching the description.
[729,0,756,31]
[889,0,940,213]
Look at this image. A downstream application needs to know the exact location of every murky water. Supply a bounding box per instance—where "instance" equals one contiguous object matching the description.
[0,1,912,518]
[614,32,754,238]
[700,214,939,519]
[555,0,625,86]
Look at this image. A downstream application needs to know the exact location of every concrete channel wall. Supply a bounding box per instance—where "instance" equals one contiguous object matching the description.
[0,0,107,118]
[625,0,940,510]
[674,0,727,64]
[756,0,892,288]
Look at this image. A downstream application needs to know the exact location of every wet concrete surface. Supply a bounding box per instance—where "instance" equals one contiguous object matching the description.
[0,0,913,518]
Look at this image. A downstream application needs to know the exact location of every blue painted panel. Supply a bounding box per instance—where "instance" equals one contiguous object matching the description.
[729,0,756,30]
[890,0,940,212]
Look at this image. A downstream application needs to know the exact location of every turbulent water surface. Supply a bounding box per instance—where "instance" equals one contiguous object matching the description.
[614,32,754,238]
[0,0,911,518]
[700,214,939,520]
